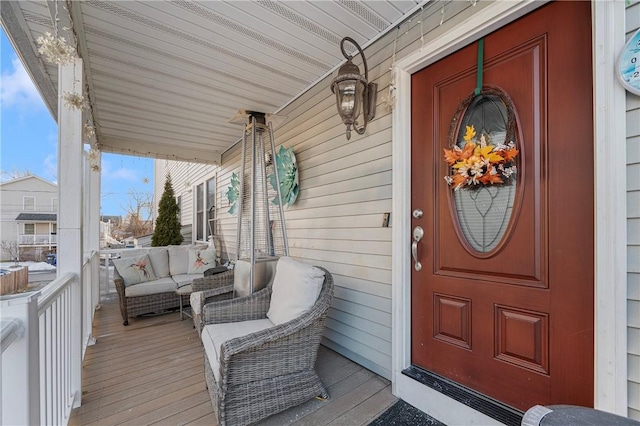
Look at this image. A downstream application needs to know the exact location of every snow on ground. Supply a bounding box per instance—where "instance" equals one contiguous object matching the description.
[0,261,56,272]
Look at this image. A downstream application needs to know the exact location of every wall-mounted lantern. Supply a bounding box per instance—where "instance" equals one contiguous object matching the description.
[331,37,377,140]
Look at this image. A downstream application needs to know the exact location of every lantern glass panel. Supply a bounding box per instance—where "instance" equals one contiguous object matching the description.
[337,79,364,124]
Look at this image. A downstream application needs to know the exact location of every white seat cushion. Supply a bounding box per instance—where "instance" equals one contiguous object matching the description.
[202,319,274,383]
[172,273,203,288]
[266,257,325,325]
[124,277,177,297]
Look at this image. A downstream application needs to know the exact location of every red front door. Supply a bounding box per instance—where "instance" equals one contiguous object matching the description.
[410,1,594,411]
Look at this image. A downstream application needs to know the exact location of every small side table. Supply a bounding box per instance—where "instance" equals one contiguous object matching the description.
[176,286,192,320]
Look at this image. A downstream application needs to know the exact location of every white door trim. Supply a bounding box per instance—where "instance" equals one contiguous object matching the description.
[390,0,628,422]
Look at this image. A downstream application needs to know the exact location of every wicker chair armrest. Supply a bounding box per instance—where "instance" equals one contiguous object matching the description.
[192,284,234,314]
[203,286,272,324]
[221,317,327,386]
[190,284,238,313]
[222,304,326,359]
[192,270,234,292]
[201,284,234,300]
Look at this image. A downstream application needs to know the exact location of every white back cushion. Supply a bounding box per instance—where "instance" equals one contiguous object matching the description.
[112,254,157,286]
[148,248,170,278]
[266,257,325,325]
[187,248,216,274]
[168,246,189,275]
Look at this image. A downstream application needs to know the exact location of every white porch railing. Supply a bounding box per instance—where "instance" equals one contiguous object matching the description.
[82,251,100,352]
[0,251,100,425]
[100,248,139,300]
[18,234,58,246]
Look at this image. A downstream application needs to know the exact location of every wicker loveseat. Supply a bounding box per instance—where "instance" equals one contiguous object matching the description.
[113,245,231,325]
[201,259,334,426]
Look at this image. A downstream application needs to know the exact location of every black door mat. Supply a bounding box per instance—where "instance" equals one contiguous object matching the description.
[368,400,446,426]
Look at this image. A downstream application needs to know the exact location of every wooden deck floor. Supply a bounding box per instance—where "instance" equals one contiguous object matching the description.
[70,302,396,425]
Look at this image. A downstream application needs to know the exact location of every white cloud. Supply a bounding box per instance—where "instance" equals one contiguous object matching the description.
[0,57,43,109]
[101,159,139,181]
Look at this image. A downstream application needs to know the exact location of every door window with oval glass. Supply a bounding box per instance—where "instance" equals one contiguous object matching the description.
[446,88,521,255]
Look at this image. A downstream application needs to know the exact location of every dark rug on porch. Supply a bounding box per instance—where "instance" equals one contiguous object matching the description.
[368,400,445,426]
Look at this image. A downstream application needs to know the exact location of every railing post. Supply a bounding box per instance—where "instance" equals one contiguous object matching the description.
[57,56,84,408]
[0,292,40,425]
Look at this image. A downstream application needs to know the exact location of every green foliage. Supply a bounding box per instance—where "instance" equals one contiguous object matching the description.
[151,174,183,247]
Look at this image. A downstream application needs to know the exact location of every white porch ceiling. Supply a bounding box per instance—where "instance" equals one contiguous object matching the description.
[2,0,425,164]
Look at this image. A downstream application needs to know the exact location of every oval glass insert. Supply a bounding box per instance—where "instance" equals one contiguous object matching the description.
[451,90,518,254]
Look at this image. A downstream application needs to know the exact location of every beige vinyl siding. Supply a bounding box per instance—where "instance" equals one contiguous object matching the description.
[0,176,57,260]
[627,1,640,420]
[214,1,479,379]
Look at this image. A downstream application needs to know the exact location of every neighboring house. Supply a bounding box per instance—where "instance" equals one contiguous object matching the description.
[99,215,122,248]
[0,175,57,262]
[155,1,640,422]
[154,165,216,248]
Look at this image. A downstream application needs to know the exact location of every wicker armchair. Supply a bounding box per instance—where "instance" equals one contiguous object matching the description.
[190,270,235,336]
[201,267,334,426]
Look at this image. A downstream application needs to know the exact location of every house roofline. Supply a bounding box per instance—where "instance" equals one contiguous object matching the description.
[0,174,57,188]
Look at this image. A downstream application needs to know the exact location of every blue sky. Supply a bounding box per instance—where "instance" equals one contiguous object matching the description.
[1,28,154,217]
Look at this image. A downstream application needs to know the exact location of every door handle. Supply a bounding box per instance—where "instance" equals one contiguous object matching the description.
[412,226,424,271]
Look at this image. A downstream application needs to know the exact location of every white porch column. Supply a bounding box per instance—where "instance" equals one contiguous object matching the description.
[83,154,90,256]
[89,154,101,311]
[57,56,84,408]
[89,155,100,254]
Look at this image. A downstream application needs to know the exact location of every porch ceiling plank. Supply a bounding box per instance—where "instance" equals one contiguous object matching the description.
[99,135,234,156]
[284,1,377,40]
[100,137,222,165]
[83,0,319,82]
[89,84,243,119]
[95,115,234,145]
[89,78,245,119]
[84,30,299,98]
[197,1,341,63]
[68,1,100,129]
[85,52,292,109]
[165,0,337,69]
[0,1,58,117]
[6,0,425,160]
[222,1,341,58]
[81,19,307,94]
[93,100,236,133]
[363,1,405,24]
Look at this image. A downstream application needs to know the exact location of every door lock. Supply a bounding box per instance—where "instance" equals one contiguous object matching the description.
[412,209,423,219]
